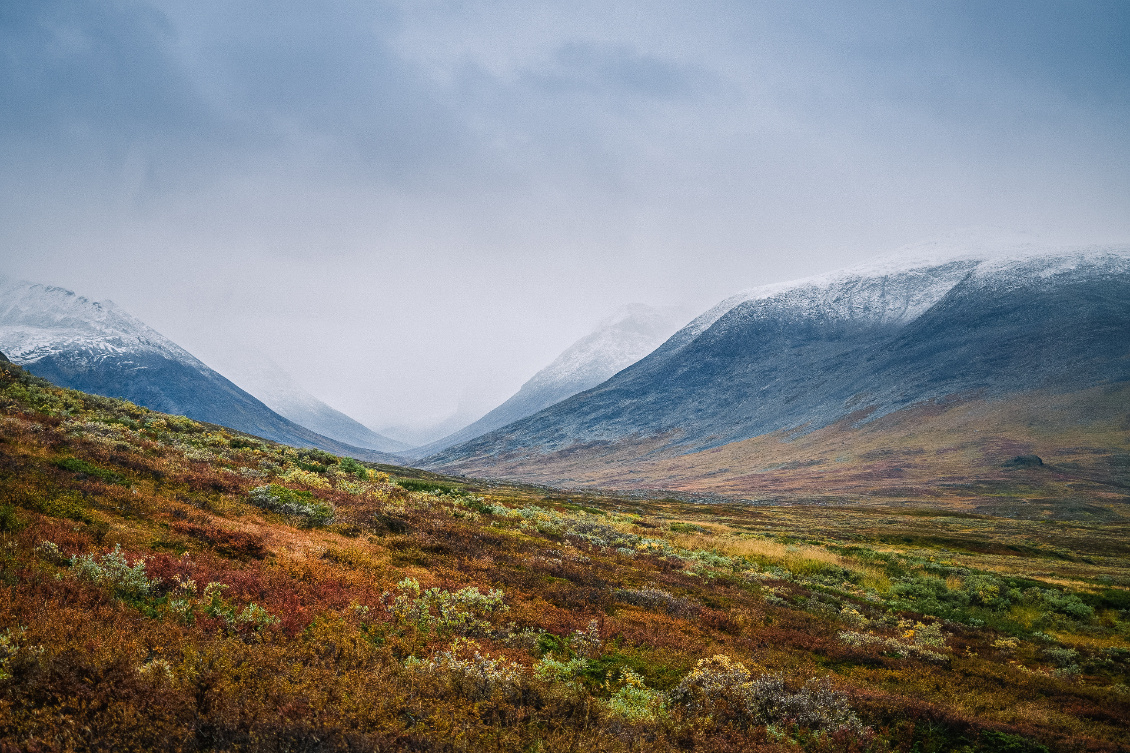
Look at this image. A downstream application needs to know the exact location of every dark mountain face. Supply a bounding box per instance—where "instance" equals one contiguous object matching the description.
[426,250,1130,468]
[24,349,401,462]
[0,278,400,462]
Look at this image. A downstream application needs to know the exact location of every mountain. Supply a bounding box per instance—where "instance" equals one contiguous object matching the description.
[408,303,688,458]
[424,247,1130,488]
[0,275,400,462]
[203,350,408,454]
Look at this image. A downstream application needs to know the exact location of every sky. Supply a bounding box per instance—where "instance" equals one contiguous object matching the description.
[2,0,1128,442]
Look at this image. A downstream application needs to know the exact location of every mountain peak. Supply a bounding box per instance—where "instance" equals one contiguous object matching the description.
[410,303,689,458]
[0,274,401,462]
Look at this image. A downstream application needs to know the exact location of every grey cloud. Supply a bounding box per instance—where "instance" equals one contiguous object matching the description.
[0,0,1127,433]
[0,0,217,150]
[202,2,469,183]
[523,42,710,100]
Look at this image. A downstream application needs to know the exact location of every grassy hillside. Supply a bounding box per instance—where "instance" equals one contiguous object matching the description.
[0,360,1127,751]
[433,384,1130,521]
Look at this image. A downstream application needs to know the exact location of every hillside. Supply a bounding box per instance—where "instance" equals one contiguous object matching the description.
[409,304,687,458]
[207,351,409,454]
[0,276,400,463]
[0,359,1128,751]
[426,249,1130,493]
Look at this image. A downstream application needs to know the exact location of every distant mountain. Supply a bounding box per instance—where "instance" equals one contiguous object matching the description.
[425,247,1130,484]
[0,275,400,462]
[206,351,408,454]
[408,304,688,458]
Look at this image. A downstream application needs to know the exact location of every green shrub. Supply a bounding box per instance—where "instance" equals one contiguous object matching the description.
[37,492,93,523]
[249,484,335,525]
[52,457,128,486]
[71,544,160,600]
[605,669,667,723]
[0,504,26,533]
[338,457,369,479]
[384,577,507,636]
[978,730,1050,753]
[200,582,279,632]
[533,655,590,685]
[395,478,466,496]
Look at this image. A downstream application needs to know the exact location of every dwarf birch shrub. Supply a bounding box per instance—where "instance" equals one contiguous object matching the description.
[405,639,524,700]
[385,578,508,636]
[670,655,863,733]
[249,484,335,525]
[0,628,42,681]
[279,468,331,489]
[837,619,950,662]
[605,669,667,723]
[71,544,159,599]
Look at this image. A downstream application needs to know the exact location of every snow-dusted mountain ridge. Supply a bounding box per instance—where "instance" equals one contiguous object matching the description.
[425,246,1130,468]
[0,278,199,367]
[409,304,687,457]
[0,275,400,461]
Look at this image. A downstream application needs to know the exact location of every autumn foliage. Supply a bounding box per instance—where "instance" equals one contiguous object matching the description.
[0,360,1126,751]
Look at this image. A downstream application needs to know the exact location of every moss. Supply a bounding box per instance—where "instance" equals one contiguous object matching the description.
[52,457,128,486]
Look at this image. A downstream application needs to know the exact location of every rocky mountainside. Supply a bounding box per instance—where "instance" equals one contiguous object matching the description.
[407,303,687,457]
[426,247,1130,473]
[0,275,399,462]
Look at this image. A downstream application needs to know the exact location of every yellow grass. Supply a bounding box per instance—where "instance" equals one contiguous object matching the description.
[668,531,847,576]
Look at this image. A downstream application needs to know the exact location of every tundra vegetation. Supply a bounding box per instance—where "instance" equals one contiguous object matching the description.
[0,359,1127,751]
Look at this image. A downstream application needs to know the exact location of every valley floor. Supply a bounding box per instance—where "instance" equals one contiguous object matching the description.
[0,361,1127,752]
[434,383,1130,526]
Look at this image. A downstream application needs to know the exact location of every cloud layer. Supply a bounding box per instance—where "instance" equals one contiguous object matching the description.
[2,0,1128,434]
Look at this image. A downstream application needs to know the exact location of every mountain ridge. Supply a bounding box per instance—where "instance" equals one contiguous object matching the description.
[0,275,402,463]
[424,247,1130,481]
[407,303,687,457]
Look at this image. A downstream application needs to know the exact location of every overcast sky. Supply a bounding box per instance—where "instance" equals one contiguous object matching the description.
[2,1,1128,438]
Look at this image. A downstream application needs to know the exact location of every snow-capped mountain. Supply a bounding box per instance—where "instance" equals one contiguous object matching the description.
[425,246,1130,472]
[0,275,399,461]
[0,276,203,369]
[409,304,688,457]
[206,350,408,454]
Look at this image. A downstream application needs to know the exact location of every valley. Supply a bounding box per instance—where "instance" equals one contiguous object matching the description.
[435,383,1130,522]
[0,357,1127,751]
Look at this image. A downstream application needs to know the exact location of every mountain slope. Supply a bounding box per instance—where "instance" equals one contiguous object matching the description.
[408,303,687,457]
[425,248,1130,482]
[0,275,399,462]
[207,351,408,453]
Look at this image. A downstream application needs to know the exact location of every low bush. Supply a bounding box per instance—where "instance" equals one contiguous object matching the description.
[384,577,508,636]
[249,484,335,525]
[615,587,698,617]
[71,544,160,600]
[52,457,127,486]
[405,638,524,700]
[670,655,863,733]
